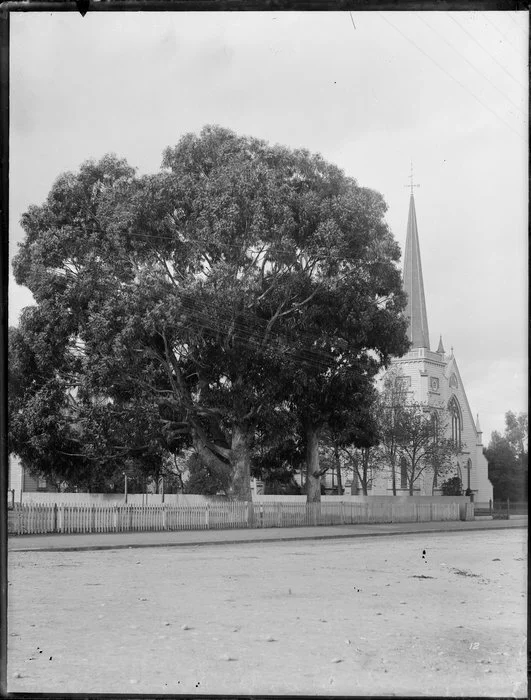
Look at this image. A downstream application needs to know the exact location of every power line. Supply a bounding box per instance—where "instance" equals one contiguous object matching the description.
[85,284,346,372]
[447,13,526,90]
[378,12,525,143]
[171,297,339,370]
[482,13,528,63]
[415,12,525,118]
[506,12,529,35]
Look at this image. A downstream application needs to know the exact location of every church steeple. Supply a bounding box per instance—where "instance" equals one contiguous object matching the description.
[403,188,430,350]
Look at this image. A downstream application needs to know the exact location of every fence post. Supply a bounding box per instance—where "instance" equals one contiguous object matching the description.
[205,505,210,530]
[489,499,492,515]
[277,503,282,528]
[53,504,58,533]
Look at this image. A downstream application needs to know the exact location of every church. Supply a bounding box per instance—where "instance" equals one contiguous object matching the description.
[367,188,493,503]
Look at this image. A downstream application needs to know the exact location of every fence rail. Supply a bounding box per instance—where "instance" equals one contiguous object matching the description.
[8,500,464,536]
[474,500,527,518]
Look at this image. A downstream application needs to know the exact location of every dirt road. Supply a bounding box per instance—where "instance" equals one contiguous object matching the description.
[8,528,527,696]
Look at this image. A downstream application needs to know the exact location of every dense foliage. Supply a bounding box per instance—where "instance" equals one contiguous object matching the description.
[485,411,528,501]
[440,476,463,496]
[9,126,409,500]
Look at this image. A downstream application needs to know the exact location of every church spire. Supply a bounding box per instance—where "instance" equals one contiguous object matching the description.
[403,184,430,350]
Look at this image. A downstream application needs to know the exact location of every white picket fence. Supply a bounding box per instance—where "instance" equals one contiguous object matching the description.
[8,500,464,536]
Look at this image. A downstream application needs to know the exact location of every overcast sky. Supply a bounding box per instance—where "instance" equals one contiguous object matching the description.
[9,10,528,444]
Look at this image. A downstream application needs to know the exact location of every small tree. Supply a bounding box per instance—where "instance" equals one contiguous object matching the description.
[338,446,375,495]
[395,402,460,496]
[376,367,410,495]
[441,475,463,496]
[184,451,228,496]
[321,388,382,496]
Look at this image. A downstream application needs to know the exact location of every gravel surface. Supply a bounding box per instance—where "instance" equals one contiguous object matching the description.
[8,529,527,696]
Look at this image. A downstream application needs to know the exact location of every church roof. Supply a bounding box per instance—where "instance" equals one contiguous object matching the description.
[403,193,430,350]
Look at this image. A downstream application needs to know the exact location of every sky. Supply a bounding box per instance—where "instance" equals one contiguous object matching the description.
[9,10,528,445]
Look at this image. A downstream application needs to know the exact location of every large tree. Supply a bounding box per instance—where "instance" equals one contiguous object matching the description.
[485,411,528,501]
[10,126,408,499]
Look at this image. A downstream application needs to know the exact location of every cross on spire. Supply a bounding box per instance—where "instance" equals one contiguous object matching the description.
[405,161,420,196]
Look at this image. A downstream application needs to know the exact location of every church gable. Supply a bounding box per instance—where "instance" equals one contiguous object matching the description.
[370,185,492,503]
[442,357,479,446]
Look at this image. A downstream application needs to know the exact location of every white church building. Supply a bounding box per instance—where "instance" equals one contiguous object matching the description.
[367,188,493,503]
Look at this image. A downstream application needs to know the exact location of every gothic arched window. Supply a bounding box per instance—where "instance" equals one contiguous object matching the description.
[449,397,462,449]
[432,411,439,443]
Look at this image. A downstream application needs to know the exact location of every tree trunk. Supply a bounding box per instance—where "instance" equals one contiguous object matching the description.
[227,422,253,501]
[191,432,231,490]
[334,441,342,495]
[361,451,368,496]
[391,455,397,496]
[305,422,322,503]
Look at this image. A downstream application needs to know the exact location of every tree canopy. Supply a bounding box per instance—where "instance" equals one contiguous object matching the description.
[485,411,528,501]
[10,125,409,500]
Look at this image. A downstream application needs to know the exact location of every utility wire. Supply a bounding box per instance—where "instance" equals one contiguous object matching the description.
[378,12,525,142]
[145,293,359,371]
[415,12,525,118]
[507,12,528,34]
[41,226,393,366]
[169,299,339,370]
[446,13,526,90]
[482,13,529,63]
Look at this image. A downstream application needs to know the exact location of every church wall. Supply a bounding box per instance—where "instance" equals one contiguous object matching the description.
[385,190,493,504]
[372,353,493,502]
[444,361,492,502]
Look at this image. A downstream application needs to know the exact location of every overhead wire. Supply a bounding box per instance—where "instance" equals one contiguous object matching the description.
[482,13,529,62]
[378,12,526,142]
[505,11,528,34]
[446,13,526,90]
[155,290,365,372]
[27,222,393,372]
[71,220,391,356]
[167,298,338,371]
[415,12,526,118]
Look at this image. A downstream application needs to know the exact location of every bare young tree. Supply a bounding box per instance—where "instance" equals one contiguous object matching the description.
[394,402,460,496]
[376,367,410,495]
